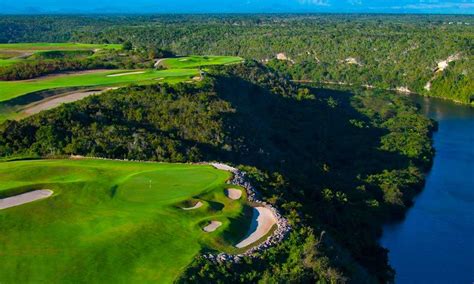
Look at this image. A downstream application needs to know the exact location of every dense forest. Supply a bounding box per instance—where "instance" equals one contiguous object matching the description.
[0,14,472,103]
[0,62,435,282]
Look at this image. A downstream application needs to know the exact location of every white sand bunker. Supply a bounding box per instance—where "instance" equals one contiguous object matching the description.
[0,190,53,210]
[225,188,242,200]
[107,71,146,77]
[203,221,222,232]
[210,163,238,172]
[236,207,277,248]
[182,201,203,210]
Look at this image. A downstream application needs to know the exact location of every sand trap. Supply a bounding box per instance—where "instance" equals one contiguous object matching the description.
[225,188,242,200]
[203,221,222,232]
[0,190,53,210]
[210,163,237,172]
[106,71,146,77]
[182,201,203,210]
[236,207,277,248]
[22,89,105,115]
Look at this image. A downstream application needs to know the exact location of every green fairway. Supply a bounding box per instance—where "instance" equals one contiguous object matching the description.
[0,159,250,283]
[0,68,199,103]
[0,58,21,67]
[161,56,243,69]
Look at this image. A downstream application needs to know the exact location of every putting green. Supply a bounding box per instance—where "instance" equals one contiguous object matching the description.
[0,159,250,283]
[161,56,243,69]
[0,68,199,103]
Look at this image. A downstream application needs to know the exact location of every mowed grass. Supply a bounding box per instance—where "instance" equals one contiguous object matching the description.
[0,69,199,102]
[0,58,21,67]
[0,159,249,283]
[161,56,243,69]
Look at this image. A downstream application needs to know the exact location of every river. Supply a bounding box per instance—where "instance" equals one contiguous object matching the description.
[380,95,474,283]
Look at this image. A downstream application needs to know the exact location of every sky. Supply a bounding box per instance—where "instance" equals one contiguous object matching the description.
[1,0,473,14]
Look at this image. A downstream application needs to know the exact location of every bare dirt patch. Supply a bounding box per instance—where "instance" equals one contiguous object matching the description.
[225,188,242,200]
[22,89,106,115]
[0,190,53,210]
[203,221,222,232]
[236,207,277,248]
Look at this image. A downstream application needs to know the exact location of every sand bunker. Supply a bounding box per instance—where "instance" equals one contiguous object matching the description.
[182,201,203,210]
[236,207,277,248]
[0,190,53,210]
[225,188,242,200]
[210,163,238,172]
[22,90,105,115]
[203,221,222,232]
[106,71,146,77]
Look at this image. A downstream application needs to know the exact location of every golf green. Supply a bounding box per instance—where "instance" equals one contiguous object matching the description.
[0,159,249,283]
[161,56,243,69]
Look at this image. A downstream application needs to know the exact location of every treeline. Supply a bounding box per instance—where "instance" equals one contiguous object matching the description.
[0,62,435,282]
[2,14,471,103]
[0,58,114,80]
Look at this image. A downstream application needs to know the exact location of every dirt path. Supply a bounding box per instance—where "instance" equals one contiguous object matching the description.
[22,89,108,115]
[236,207,277,248]
[0,190,53,210]
[154,58,167,68]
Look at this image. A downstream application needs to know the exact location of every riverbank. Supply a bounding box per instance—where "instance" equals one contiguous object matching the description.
[381,94,474,283]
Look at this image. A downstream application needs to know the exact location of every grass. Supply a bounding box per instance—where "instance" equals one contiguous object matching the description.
[0,69,199,103]
[0,159,250,283]
[0,58,21,67]
[161,56,243,69]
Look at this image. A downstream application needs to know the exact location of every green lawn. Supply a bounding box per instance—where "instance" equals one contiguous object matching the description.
[0,159,249,283]
[161,56,243,69]
[0,68,199,103]
[0,58,21,67]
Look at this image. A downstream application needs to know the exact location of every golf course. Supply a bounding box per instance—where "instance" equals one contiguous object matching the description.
[0,43,243,123]
[0,43,121,67]
[157,55,243,69]
[0,68,201,102]
[0,159,256,283]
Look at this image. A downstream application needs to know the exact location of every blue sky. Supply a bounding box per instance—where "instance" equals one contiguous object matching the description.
[1,0,473,14]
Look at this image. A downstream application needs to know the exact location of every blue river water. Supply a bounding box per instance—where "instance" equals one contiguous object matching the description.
[380,96,474,284]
